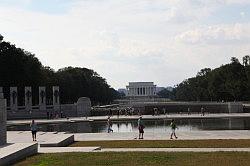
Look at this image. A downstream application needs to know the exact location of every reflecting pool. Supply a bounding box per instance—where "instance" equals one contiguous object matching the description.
[7,117,250,133]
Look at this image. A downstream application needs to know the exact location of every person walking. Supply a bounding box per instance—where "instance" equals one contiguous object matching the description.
[107,116,113,133]
[201,107,205,116]
[170,119,178,139]
[187,107,191,115]
[30,120,38,141]
[138,116,145,139]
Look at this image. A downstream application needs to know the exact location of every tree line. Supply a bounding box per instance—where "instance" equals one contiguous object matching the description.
[158,56,250,101]
[0,34,120,105]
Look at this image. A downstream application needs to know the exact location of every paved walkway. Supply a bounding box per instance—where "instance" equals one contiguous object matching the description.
[6,130,250,154]
[37,147,250,153]
[7,113,250,125]
[74,130,250,141]
[100,148,250,152]
[39,147,100,153]
[7,130,250,144]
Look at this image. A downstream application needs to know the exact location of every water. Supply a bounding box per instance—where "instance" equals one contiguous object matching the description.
[7,117,250,133]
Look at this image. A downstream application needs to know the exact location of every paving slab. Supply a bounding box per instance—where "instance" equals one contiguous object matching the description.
[39,147,100,153]
[100,148,250,152]
[7,131,74,147]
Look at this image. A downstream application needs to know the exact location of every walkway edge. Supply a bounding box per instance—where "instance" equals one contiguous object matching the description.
[99,148,250,152]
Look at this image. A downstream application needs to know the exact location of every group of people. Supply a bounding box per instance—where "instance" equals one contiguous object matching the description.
[30,116,179,141]
[106,116,178,140]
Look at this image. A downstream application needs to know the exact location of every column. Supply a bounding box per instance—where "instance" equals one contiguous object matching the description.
[10,87,18,111]
[0,87,7,145]
[0,87,3,99]
[39,86,46,111]
[25,86,32,111]
[53,86,60,114]
[53,86,60,105]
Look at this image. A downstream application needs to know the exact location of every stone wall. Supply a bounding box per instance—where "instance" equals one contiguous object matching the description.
[6,98,91,120]
[91,101,243,116]
[0,98,7,145]
[76,97,91,117]
[140,102,243,114]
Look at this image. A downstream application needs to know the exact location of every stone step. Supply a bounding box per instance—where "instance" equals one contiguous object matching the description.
[40,134,74,147]
[0,143,37,166]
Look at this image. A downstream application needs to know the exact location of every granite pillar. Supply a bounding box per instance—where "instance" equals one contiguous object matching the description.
[39,86,46,111]
[25,87,32,111]
[0,87,7,145]
[10,87,18,111]
[53,86,60,114]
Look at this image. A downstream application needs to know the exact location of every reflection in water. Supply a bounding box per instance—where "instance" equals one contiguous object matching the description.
[7,117,250,133]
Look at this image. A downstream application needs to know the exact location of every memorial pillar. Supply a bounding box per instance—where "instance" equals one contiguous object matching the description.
[25,87,32,111]
[10,87,18,111]
[0,87,7,145]
[39,86,46,111]
[53,86,60,114]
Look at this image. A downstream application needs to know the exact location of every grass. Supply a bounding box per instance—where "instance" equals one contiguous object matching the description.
[14,152,250,166]
[70,139,250,148]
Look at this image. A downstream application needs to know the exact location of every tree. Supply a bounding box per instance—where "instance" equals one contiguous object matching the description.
[231,57,240,64]
[0,34,3,42]
[174,57,248,101]
[0,34,120,105]
[243,55,250,66]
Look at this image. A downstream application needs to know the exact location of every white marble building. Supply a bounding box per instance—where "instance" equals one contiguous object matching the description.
[126,82,156,97]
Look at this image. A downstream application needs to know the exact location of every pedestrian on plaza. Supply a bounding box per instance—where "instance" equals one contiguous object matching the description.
[107,116,113,133]
[163,108,166,115]
[30,120,38,141]
[201,107,205,116]
[188,107,191,115]
[170,119,178,139]
[138,116,145,139]
[60,110,63,118]
[117,109,120,118]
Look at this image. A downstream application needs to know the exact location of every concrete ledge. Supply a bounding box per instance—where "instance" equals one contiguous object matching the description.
[40,134,74,147]
[0,143,38,166]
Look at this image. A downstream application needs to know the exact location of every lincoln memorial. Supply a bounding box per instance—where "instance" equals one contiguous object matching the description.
[126,82,156,97]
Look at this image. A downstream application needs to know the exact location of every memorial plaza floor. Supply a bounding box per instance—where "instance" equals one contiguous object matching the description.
[3,114,250,165]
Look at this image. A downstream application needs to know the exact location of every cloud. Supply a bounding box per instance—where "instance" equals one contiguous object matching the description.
[1,0,250,88]
[175,23,250,44]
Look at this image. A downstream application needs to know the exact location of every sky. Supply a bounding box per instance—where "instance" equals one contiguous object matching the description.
[1,0,250,89]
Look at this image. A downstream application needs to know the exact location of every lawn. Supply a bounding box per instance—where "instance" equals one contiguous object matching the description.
[15,152,250,166]
[70,139,250,148]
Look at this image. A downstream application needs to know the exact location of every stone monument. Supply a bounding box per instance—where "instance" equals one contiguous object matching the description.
[76,97,91,117]
[53,86,60,114]
[39,86,46,111]
[10,87,18,111]
[0,87,7,145]
[25,87,32,111]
